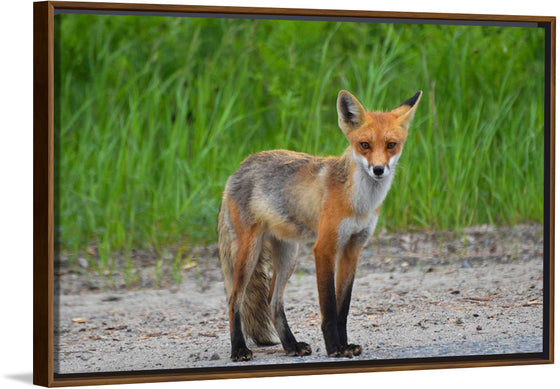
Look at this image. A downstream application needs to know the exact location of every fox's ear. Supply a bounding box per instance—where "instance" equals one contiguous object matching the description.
[392,91,423,129]
[337,90,367,135]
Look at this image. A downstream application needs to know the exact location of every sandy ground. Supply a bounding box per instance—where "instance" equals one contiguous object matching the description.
[53,224,544,374]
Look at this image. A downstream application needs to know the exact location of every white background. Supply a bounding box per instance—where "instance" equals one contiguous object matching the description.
[1,0,557,388]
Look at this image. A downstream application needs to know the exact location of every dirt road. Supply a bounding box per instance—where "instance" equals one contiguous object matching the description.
[54,224,544,374]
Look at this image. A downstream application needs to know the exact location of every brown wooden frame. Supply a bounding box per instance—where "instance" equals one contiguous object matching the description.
[33,1,556,386]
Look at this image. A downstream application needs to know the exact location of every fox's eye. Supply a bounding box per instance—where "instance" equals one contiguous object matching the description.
[360,142,370,150]
[387,142,397,150]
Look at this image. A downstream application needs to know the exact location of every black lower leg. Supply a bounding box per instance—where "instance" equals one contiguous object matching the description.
[336,281,361,356]
[321,319,341,356]
[337,281,353,346]
[274,307,311,356]
[230,309,252,361]
[320,275,341,356]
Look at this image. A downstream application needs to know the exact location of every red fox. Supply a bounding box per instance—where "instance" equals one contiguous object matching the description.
[218,90,422,361]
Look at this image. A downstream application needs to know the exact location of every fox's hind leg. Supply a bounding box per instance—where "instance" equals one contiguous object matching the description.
[269,237,312,357]
[228,223,264,362]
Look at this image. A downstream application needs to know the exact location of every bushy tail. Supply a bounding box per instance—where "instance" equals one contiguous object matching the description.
[217,199,277,346]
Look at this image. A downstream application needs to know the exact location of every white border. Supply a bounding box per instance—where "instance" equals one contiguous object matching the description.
[2,1,556,388]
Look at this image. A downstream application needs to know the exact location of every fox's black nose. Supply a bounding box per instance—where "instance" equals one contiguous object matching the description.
[373,165,385,176]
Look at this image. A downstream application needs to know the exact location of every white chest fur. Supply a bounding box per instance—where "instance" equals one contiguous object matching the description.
[336,161,394,249]
[336,212,378,250]
[352,165,394,215]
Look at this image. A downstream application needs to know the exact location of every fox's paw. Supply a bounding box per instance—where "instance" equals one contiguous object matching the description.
[286,342,312,357]
[327,345,360,358]
[231,347,253,362]
[327,345,344,358]
[344,343,362,356]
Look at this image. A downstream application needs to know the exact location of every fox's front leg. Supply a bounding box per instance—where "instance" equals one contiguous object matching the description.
[313,227,344,357]
[335,235,367,357]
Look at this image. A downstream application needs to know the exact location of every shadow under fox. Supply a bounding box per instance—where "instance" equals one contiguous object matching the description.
[218,90,422,361]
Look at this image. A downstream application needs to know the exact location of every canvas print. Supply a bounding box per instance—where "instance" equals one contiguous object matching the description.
[53,11,546,375]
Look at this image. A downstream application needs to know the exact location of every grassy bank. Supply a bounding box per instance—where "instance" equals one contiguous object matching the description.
[56,14,545,272]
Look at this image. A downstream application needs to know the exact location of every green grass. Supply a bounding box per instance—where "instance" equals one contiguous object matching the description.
[55,14,545,271]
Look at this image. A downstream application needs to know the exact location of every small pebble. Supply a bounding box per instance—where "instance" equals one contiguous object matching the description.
[476,325,483,331]
[210,353,220,361]
[78,257,89,269]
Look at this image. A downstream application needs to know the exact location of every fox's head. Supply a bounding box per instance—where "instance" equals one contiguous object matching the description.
[337,90,422,180]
